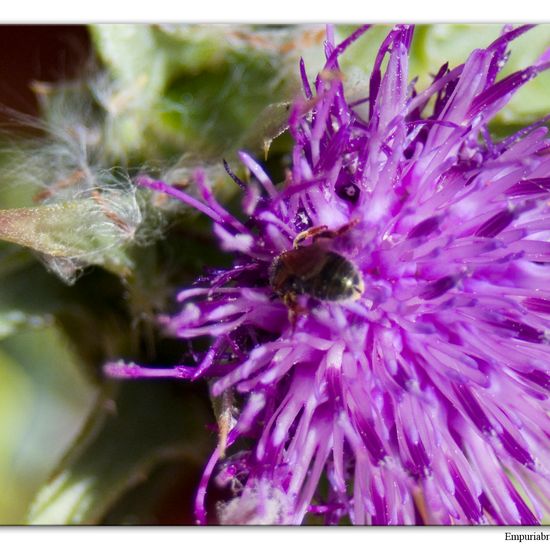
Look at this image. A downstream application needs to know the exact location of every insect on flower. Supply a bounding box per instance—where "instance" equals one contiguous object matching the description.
[269,222,365,321]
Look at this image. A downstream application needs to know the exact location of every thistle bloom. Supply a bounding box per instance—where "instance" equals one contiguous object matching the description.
[107,25,550,525]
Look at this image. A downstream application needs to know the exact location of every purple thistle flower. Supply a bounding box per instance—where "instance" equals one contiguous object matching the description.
[106,24,550,525]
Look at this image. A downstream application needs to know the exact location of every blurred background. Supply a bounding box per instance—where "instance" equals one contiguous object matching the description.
[0,25,215,524]
[0,26,90,123]
[0,25,95,524]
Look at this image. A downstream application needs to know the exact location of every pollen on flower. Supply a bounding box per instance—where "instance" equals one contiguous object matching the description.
[106,24,550,526]
[217,481,293,525]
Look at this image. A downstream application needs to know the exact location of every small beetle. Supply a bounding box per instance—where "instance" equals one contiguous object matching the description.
[269,222,364,321]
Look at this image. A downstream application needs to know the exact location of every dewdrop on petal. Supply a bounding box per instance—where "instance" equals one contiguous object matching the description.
[106,24,550,525]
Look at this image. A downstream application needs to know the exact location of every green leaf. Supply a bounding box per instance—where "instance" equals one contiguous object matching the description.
[27,381,211,525]
[0,325,96,524]
[0,348,34,523]
[0,197,138,281]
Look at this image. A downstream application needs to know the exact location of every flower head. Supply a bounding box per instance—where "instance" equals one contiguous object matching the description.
[107,24,550,525]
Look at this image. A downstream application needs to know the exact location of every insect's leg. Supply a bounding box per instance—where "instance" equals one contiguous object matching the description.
[293,220,360,248]
[284,292,307,328]
[311,219,361,242]
[293,225,328,248]
[331,218,360,237]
